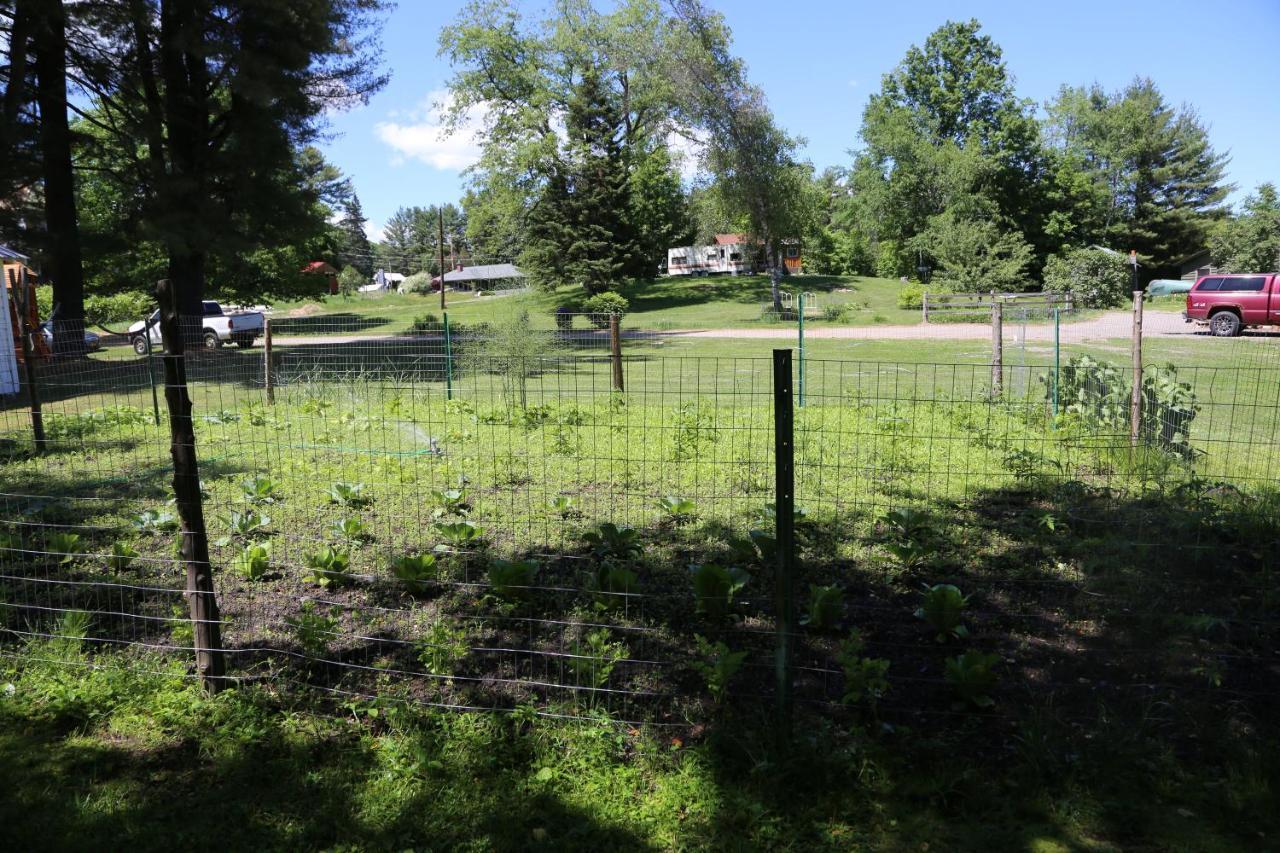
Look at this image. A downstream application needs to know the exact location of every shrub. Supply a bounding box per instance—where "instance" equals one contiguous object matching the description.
[1042,246,1131,308]
[84,292,152,326]
[582,292,628,329]
[337,266,364,296]
[399,271,435,294]
[553,307,574,331]
[897,283,925,310]
[410,313,443,333]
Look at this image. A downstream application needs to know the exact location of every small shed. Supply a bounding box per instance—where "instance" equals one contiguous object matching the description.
[302,261,340,295]
[1176,249,1218,282]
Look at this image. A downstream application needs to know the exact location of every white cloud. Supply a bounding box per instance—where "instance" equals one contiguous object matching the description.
[374,89,486,171]
[364,220,385,243]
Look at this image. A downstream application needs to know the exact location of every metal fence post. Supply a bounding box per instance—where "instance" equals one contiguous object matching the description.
[143,319,160,425]
[1130,290,1144,447]
[772,349,796,742]
[154,279,226,692]
[1052,307,1060,422]
[990,294,1003,399]
[443,311,454,400]
[796,293,805,407]
[263,317,274,405]
[11,268,46,452]
[609,313,624,393]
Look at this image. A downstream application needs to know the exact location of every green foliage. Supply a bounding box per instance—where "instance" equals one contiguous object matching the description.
[582,522,642,561]
[399,272,435,294]
[326,482,368,507]
[896,283,925,309]
[582,292,629,328]
[233,543,271,581]
[692,635,747,703]
[656,496,697,523]
[337,265,365,296]
[1210,183,1280,273]
[416,618,469,677]
[550,495,580,519]
[302,547,352,589]
[328,517,369,542]
[47,532,82,565]
[285,601,340,658]
[671,400,719,461]
[945,650,1000,708]
[132,508,178,533]
[430,487,470,519]
[801,584,845,631]
[880,507,941,568]
[836,630,891,707]
[434,520,484,548]
[168,604,195,647]
[389,554,438,594]
[240,476,283,505]
[568,628,628,694]
[589,564,638,611]
[1042,246,1130,308]
[84,292,153,326]
[916,584,970,641]
[912,209,1034,292]
[225,509,270,537]
[690,563,749,618]
[44,407,147,441]
[487,559,539,602]
[107,542,139,573]
[462,301,561,410]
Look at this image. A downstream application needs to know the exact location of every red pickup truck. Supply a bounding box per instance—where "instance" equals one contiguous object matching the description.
[1184,273,1280,336]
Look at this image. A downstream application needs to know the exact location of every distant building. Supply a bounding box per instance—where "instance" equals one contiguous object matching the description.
[301,261,339,294]
[666,235,802,276]
[1175,249,1220,282]
[431,263,526,291]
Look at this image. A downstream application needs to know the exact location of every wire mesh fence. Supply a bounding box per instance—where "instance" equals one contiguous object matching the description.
[2,303,1278,734]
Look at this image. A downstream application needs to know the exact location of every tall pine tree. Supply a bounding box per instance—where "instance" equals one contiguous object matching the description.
[338,192,373,277]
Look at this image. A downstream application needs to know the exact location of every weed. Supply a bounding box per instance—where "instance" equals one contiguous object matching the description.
[690,563,749,618]
[671,400,718,461]
[550,495,581,519]
[656,495,697,523]
[945,650,1000,708]
[416,618,469,678]
[168,604,194,647]
[692,635,747,703]
[240,476,283,505]
[880,507,941,568]
[589,564,638,611]
[487,559,539,602]
[132,508,178,533]
[389,553,438,594]
[233,543,271,581]
[583,522,643,561]
[107,542,139,573]
[916,584,970,641]
[326,482,368,507]
[801,584,844,631]
[285,601,340,658]
[302,547,353,589]
[47,531,82,564]
[225,509,270,537]
[568,628,628,695]
[434,520,483,549]
[430,487,470,519]
[836,630,891,707]
[329,517,369,542]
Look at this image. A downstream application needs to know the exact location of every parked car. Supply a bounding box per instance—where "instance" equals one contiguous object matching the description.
[1184,274,1280,336]
[127,300,265,354]
[40,322,101,352]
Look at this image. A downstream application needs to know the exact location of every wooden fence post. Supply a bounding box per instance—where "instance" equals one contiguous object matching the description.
[921,291,929,323]
[609,313,624,393]
[10,268,46,451]
[155,279,226,691]
[772,349,796,744]
[263,317,274,405]
[990,293,1003,399]
[1130,291,1144,447]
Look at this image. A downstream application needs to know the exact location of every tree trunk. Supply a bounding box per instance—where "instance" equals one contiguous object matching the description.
[31,0,86,356]
[767,241,783,313]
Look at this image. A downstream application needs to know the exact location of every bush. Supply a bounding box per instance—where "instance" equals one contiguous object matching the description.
[1042,247,1131,308]
[85,292,152,326]
[553,307,574,331]
[582,292,628,329]
[337,266,364,296]
[411,313,442,333]
[897,283,925,310]
[399,272,435,294]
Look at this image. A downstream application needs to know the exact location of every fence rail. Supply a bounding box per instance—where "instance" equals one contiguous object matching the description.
[922,289,1074,322]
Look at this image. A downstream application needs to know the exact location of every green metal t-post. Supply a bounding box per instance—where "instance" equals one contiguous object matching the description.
[1052,307,1060,422]
[443,311,454,400]
[797,292,806,407]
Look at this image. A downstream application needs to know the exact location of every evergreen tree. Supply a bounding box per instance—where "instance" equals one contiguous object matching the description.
[338,192,373,277]
[1210,184,1280,273]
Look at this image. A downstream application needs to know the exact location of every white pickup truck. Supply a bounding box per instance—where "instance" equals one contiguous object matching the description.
[128,301,265,354]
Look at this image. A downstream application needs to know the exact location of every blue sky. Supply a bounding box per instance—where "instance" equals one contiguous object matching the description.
[319,0,1280,240]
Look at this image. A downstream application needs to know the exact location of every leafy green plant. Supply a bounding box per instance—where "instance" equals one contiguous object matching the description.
[550,495,581,519]
[225,509,270,536]
[801,584,844,631]
[169,603,194,647]
[233,543,271,581]
[880,507,941,568]
[107,542,139,573]
[582,292,629,328]
[690,563,749,618]
[132,508,178,533]
[590,564,638,610]
[326,482,368,507]
[285,601,340,658]
[945,650,1000,708]
[47,532,82,564]
[836,630,891,707]
[692,635,747,703]
[434,520,483,548]
[487,558,539,602]
[430,487,470,519]
[240,475,282,504]
[671,400,718,461]
[389,553,438,594]
[582,522,642,561]
[916,584,970,641]
[49,609,91,661]
[303,547,353,589]
[657,495,697,523]
[416,619,469,678]
[329,517,369,542]
[568,628,628,694]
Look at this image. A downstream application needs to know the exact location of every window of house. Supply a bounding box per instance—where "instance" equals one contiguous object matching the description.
[785,247,799,258]
[729,253,741,261]
[1217,276,1267,292]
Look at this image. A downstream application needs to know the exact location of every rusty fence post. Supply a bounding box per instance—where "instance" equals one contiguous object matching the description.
[10,268,46,451]
[263,317,274,405]
[155,279,226,691]
[609,313,624,393]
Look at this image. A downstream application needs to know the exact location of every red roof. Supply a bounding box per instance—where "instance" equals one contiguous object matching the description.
[302,261,338,275]
[714,234,753,245]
